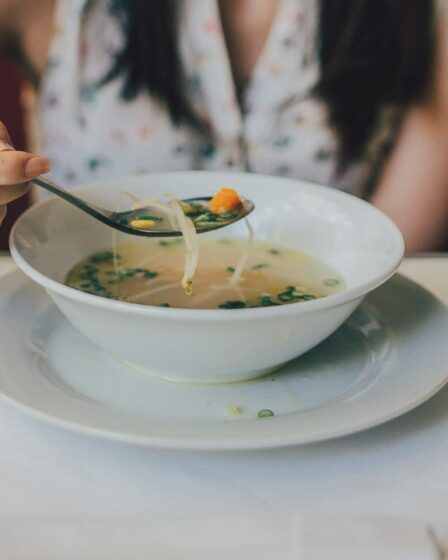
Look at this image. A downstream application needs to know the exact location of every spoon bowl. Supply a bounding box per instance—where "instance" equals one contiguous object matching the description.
[32,177,254,237]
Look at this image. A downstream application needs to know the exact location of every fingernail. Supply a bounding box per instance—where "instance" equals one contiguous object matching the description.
[0,140,14,151]
[24,157,52,178]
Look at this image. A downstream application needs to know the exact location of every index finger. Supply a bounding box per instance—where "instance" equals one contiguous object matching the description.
[0,120,51,184]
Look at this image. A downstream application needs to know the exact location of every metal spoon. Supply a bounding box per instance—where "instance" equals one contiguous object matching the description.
[32,177,254,237]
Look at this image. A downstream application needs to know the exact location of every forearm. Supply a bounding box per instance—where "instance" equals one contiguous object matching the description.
[371,106,448,253]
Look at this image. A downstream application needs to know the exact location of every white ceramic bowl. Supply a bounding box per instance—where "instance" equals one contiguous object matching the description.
[10,172,404,383]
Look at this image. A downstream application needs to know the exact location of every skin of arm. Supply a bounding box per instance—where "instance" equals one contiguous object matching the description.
[223,0,448,252]
[371,13,448,252]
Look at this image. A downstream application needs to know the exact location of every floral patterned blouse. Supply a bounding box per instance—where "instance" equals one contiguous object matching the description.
[38,0,393,194]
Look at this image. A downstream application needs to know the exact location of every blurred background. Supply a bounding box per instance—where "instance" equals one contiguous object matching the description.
[0,57,30,250]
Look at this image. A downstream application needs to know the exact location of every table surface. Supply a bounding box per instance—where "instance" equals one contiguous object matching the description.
[0,256,447,534]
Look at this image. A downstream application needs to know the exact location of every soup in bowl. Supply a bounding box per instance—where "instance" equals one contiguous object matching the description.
[10,172,404,383]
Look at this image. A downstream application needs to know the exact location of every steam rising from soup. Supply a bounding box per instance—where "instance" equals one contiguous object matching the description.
[65,239,345,309]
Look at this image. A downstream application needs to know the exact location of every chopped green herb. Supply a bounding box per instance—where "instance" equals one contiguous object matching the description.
[106,268,158,283]
[295,293,316,301]
[277,286,316,302]
[258,294,279,307]
[159,303,171,307]
[183,202,207,218]
[89,251,118,264]
[80,270,98,280]
[188,207,239,229]
[83,264,99,272]
[219,300,247,309]
[195,213,219,223]
[324,278,340,287]
[159,239,183,247]
[219,211,238,220]
[194,221,224,228]
[79,280,113,298]
[227,266,235,273]
[252,263,268,270]
[277,286,296,302]
[267,248,281,255]
[132,214,162,222]
[257,409,274,418]
[184,211,200,218]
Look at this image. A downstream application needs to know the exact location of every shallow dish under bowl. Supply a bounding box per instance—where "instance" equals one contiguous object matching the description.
[10,172,404,383]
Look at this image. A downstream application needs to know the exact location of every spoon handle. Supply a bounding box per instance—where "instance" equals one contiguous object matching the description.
[32,177,112,225]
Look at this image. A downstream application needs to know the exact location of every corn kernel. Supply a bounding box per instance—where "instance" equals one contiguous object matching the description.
[227,404,241,415]
[130,219,157,229]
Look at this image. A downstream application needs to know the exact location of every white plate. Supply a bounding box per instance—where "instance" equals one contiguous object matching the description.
[0,269,447,450]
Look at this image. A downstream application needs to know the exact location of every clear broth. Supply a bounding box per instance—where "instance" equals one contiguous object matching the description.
[65,239,345,309]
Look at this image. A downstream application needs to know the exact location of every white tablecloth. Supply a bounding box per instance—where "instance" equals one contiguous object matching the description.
[0,256,447,556]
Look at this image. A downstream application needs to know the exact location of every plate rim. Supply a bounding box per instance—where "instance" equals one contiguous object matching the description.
[0,268,447,451]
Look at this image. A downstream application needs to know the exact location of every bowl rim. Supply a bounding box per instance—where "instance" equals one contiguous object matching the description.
[10,171,405,321]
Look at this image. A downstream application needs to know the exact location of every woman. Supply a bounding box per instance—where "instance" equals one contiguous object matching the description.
[0,0,446,251]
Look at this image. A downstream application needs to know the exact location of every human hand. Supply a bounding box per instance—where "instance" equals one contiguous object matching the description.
[0,120,51,225]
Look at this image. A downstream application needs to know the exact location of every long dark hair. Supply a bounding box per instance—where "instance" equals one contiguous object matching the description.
[107,0,435,167]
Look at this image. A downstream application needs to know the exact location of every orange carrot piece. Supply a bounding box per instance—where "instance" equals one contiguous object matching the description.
[209,187,242,214]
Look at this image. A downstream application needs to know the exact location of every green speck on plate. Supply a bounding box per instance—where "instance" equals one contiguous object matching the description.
[257,409,274,418]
